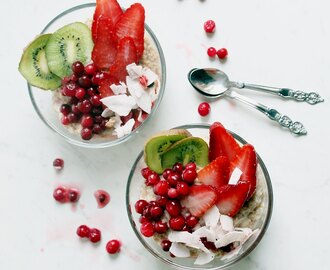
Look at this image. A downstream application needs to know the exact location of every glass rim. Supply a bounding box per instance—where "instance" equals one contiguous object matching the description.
[27,3,167,148]
[126,123,273,270]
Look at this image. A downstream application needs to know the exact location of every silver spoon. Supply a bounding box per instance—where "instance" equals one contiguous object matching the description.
[188,68,309,135]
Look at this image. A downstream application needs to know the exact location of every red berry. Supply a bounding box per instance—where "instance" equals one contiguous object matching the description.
[72,61,85,76]
[150,205,164,220]
[78,99,92,114]
[161,240,172,251]
[68,113,78,123]
[75,88,86,100]
[169,216,186,231]
[153,180,169,196]
[90,95,102,107]
[61,116,70,125]
[68,188,80,203]
[154,221,168,234]
[60,104,71,116]
[172,163,183,174]
[207,47,217,57]
[89,228,101,243]
[81,128,93,140]
[85,63,97,75]
[76,225,90,238]
[106,239,121,254]
[162,169,172,179]
[185,162,196,171]
[71,104,81,115]
[53,186,67,202]
[93,124,103,134]
[204,20,216,33]
[81,115,94,128]
[176,181,189,196]
[165,200,181,217]
[186,215,199,228]
[140,222,154,237]
[217,48,228,59]
[167,172,181,187]
[141,167,152,179]
[78,75,92,88]
[182,169,197,184]
[156,196,168,207]
[167,188,178,199]
[198,102,211,117]
[146,172,160,186]
[87,87,97,96]
[62,83,78,97]
[135,200,149,214]
[139,215,149,224]
[53,158,64,170]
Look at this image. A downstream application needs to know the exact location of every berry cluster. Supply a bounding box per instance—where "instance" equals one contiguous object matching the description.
[135,162,200,252]
[76,225,101,243]
[59,61,110,140]
[207,47,228,59]
[53,186,80,203]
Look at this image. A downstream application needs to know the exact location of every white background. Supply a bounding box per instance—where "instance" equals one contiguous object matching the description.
[1,0,330,269]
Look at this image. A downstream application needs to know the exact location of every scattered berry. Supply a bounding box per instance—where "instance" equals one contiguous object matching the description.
[60,104,71,116]
[106,239,121,254]
[81,128,93,140]
[68,188,80,203]
[153,180,169,196]
[141,167,153,179]
[217,48,228,59]
[198,102,211,117]
[53,158,64,170]
[204,20,216,33]
[166,200,181,217]
[161,240,172,251]
[186,215,199,228]
[207,47,217,57]
[85,63,97,75]
[53,186,67,203]
[167,188,178,199]
[176,181,189,196]
[89,228,101,243]
[94,190,110,208]
[76,225,90,238]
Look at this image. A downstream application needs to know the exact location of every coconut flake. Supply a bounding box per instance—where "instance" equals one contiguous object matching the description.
[214,231,247,248]
[193,227,216,243]
[194,251,215,265]
[110,82,127,95]
[169,243,190,258]
[203,205,220,228]
[168,231,193,243]
[143,68,158,86]
[101,95,136,116]
[101,108,114,118]
[228,167,243,185]
[126,63,143,79]
[126,76,144,98]
[113,118,134,138]
[219,215,234,232]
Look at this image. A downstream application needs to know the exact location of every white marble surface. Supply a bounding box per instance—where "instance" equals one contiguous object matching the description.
[1,0,330,269]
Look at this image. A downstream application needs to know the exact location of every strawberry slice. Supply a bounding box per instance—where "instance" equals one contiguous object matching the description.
[197,156,230,190]
[209,122,241,163]
[230,144,257,200]
[92,16,118,70]
[216,182,250,217]
[181,185,218,217]
[98,75,118,98]
[92,0,123,42]
[114,3,145,61]
[109,37,137,82]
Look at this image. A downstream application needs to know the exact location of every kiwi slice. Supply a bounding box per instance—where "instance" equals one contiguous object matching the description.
[144,129,191,174]
[45,22,93,78]
[18,34,61,90]
[161,137,209,170]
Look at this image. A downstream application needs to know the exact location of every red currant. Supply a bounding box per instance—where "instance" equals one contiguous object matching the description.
[53,158,64,170]
[169,216,186,231]
[176,181,189,196]
[135,200,149,214]
[76,225,90,238]
[182,169,197,184]
[198,102,211,117]
[186,215,199,228]
[204,20,216,33]
[141,167,152,179]
[89,228,101,243]
[154,221,168,234]
[161,240,172,251]
[165,200,181,217]
[106,239,121,254]
[217,48,228,59]
[153,180,169,196]
[207,47,217,57]
[140,221,154,237]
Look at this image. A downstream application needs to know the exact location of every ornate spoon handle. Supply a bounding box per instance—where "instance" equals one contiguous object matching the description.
[234,82,324,105]
[227,91,307,135]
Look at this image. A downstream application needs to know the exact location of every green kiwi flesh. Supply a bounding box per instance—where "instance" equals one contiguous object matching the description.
[161,137,209,170]
[45,22,93,78]
[144,130,191,174]
[18,34,61,90]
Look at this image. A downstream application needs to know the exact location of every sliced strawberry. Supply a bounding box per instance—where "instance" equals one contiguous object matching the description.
[109,37,137,82]
[197,156,230,190]
[92,16,118,70]
[209,122,241,163]
[92,0,123,42]
[181,185,218,217]
[216,182,250,217]
[98,75,118,98]
[114,3,145,61]
[230,144,257,200]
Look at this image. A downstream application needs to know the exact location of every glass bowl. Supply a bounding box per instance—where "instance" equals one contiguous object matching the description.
[126,123,273,270]
[28,3,166,148]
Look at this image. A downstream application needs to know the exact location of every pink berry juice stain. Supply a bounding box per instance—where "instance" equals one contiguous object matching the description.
[94,190,110,208]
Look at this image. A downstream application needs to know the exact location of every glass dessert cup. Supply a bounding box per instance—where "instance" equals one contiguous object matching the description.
[126,123,273,270]
[28,3,166,148]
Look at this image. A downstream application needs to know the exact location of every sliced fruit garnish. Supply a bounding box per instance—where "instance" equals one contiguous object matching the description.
[197,156,230,189]
[230,144,257,200]
[18,34,61,90]
[114,3,145,61]
[92,0,123,42]
[209,122,241,163]
[181,185,218,217]
[92,15,117,70]
[109,37,137,82]
[216,182,250,217]
[98,75,118,98]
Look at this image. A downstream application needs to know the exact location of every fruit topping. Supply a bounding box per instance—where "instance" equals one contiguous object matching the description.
[94,190,110,208]
[89,228,102,243]
[209,122,240,163]
[53,158,64,170]
[76,225,90,238]
[217,48,228,59]
[204,20,216,33]
[181,185,218,217]
[216,182,250,217]
[207,47,217,57]
[106,239,121,254]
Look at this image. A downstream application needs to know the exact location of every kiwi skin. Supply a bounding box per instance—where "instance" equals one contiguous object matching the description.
[18,34,61,90]
[161,137,209,170]
[144,129,191,174]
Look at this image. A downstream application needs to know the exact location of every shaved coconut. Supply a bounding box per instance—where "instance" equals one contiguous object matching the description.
[169,243,190,258]
[113,118,134,138]
[203,206,220,228]
[101,108,114,118]
[220,215,234,232]
[126,63,143,79]
[228,167,242,185]
[194,251,215,265]
[110,82,127,95]
[210,225,225,240]
[168,231,192,243]
[136,91,152,114]
[126,76,144,98]
[143,68,158,86]
[101,95,136,116]
[235,227,253,236]
[193,227,216,243]
[215,231,247,248]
